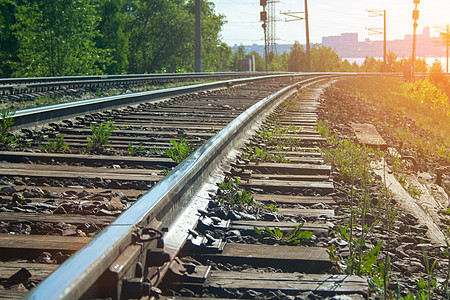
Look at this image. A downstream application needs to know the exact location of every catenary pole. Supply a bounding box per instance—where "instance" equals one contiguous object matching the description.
[195,0,201,72]
[304,0,311,72]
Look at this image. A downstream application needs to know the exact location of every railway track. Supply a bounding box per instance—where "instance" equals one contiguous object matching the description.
[0,72,276,99]
[0,72,288,115]
[2,73,408,300]
[1,74,334,299]
[0,71,446,300]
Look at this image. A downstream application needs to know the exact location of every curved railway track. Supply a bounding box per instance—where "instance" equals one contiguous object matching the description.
[0,74,320,298]
[0,71,446,300]
[1,73,402,300]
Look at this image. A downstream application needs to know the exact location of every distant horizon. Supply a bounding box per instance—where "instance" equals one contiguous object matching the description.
[226,26,441,47]
[212,0,450,46]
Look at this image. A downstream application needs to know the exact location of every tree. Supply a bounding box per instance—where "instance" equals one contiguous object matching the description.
[0,0,19,77]
[361,56,382,72]
[311,45,341,72]
[205,42,232,72]
[248,51,264,71]
[340,59,356,72]
[386,51,401,72]
[96,0,128,74]
[270,52,288,71]
[288,41,305,72]
[428,59,450,98]
[195,0,227,72]
[13,0,110,77]
[125,0,187,73]
[125,0,227,73]
[229,44,246,71]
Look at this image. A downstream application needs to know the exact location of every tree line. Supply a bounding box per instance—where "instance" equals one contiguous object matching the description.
[0,0,444,78]
[0,0,231,77]
[231,43,433,74]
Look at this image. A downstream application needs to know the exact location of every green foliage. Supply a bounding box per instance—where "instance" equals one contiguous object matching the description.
[332,222,383,276]
[248,51,265,71]
[165,138,193,163]
[96,0,128,74]
[314,120,331,138]
[40,135,68,153]
[0,108,16,149]
[254,224,313,245]
[126,0,227,73]
[13,0,111,77]
[242,146,289,163]
[288,41,306,72]
[322,139,380,183]
[311,45,342,72]
[429,59,450,98]
[86,120,116,152]
[127,143,145,155]
[216,177,255,206]
[334,77,449,169]
[269,52,289,71]
[0,0,19,77]
[397,175,423,200]
[360,54,428,73]
[443,238,450,299]
[234,189,253,205]
[265,204,278,212]
[288,42,356,72]
[230,44,246,71]
[403,79,449,114]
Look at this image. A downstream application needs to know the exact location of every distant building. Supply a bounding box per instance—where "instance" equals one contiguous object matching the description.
[322,33,358,47]
[232,26,446,59]
[405,26,431,40]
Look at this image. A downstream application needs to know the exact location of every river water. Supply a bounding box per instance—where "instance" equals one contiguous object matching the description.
[344,57,448,67]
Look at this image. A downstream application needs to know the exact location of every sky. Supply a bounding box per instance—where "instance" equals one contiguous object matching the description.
[211,0,450,46]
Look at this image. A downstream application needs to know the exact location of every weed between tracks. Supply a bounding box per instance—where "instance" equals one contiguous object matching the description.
[316,121,388,278]
[40,135,68,153]
[254,224,313,245]
[215,176,280,217]
[164,138,193,164]
[242,123,306,163]
[0,108,16,150]
[83,120,116,154]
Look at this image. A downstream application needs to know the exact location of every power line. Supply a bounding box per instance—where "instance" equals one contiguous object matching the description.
[366,9,387,72]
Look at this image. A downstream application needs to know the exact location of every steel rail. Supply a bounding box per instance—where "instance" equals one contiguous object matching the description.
[0,71,436,94]
[9,74,305,130]
[7,73,396,131]
[0,72,282,85]
[22,74,333,300]
[0,72,284,95]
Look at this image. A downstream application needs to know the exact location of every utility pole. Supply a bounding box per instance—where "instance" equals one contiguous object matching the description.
[304,0,311,72]
[280,0,311,72]
[260,0,268,71]
[367,10,387,72]
[195,0,201,72]
[411,0,420,81]
[434,25,450,73]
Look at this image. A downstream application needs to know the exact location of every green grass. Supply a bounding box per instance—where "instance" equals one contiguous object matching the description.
[164,138,193,164]
[0,108,16,150]
[85,120,116,153]
[335,77,450,166]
